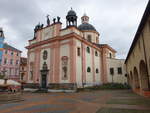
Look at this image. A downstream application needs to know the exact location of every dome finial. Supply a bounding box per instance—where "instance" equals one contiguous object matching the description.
[83,9,86,16]
[83,13,86,16]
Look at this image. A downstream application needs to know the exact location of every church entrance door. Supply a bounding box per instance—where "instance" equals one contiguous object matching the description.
[40,62,49,89]
[41,74,47,88]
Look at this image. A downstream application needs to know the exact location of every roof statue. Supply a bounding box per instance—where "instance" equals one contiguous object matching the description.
[57,16,60,23]
[53,18,56,24]
[46,15,50,26]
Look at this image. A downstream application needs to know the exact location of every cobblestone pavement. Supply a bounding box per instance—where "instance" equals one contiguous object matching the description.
[0,90,150,113]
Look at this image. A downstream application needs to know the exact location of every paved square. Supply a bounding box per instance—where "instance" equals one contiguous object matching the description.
[0,90,150,113]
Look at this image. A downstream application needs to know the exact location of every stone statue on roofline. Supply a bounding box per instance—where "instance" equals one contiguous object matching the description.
[53,18,56,24]
[57,16,60,23]
[46,15,50,26]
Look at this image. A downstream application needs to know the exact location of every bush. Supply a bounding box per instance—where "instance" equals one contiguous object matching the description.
[0,74,5,79]
[77,83,131,92]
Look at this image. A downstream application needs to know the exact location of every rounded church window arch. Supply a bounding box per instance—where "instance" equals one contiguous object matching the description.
[96,68,99,73]
[95,51,98,56]
[86,47,90,53]
[87,67,91,72]
[43,50,48,60]
[87,35,92,42]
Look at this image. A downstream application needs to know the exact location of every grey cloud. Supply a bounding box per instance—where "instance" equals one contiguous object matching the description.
[0,0,149,58]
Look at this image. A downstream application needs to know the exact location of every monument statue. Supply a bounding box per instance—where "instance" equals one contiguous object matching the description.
[53,18,56,24]
[46,15,50,26]
[57,16,60,22]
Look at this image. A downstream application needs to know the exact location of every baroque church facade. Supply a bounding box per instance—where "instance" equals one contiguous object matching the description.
[26,9,127,90]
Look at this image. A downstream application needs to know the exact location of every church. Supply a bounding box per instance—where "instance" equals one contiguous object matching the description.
[25,9,127,90]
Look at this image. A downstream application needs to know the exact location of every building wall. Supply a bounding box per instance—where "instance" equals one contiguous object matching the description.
[60,27,83,37]
[27,38,76,85]
[75,39,83,87]
[40,47,51,85]
[29,23,62,45]
[26,22,118,89]
[27,50,35,83]
[60,43,70,83]
[142,16,150,79]
[20,57,27,82]
[74,38,101,87]
[126,18,150,87]
[125,3,150,96]
[107,58,127,84]
[0,48,21,80]
[85,44,93,86]
[94,48,101,85]
[83,31,99,43]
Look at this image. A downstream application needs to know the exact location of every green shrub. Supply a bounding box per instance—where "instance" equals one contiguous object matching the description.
[0,74,5,79]
[77,83,131,92]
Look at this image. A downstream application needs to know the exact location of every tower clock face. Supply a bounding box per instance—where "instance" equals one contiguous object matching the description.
[43,50,48,60]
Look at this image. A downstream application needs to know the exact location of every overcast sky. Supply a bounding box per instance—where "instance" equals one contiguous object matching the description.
[0,0,149,58]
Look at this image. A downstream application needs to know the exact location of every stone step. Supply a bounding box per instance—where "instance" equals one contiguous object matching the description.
[34,89,48,93]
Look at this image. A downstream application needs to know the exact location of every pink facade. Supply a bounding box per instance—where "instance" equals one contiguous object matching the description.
[20,57,27,82]
[25,9,117,89]
[0,43,21,81]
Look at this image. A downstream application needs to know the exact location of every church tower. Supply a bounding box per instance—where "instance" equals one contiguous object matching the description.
[78,14,99,44]
[81,13,89,24]
[66,8,77,27]
[0,28,5,64]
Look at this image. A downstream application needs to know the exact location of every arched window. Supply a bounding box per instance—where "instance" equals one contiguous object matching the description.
[87,67,91,72]
[43,50,48,60]
[87,35,92,42]
[96,68,99,73]
[77,47,80,56]
[109,53,112,58]
[95,51,98,56]
[110,68,114,75]
[96,37,99,43]
[117,67,122,74]
[5,50,7,54]
[139,60,149,90]
[11,52,13,55]
[87,47,90,53]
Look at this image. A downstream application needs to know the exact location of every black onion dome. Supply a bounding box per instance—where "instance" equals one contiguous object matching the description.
[67,9,77,16]
[78,23,96,31]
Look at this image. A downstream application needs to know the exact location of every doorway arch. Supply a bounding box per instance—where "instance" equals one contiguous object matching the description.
[130,71,133,88]
[133,67,140,89]
[139,60,149,90]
